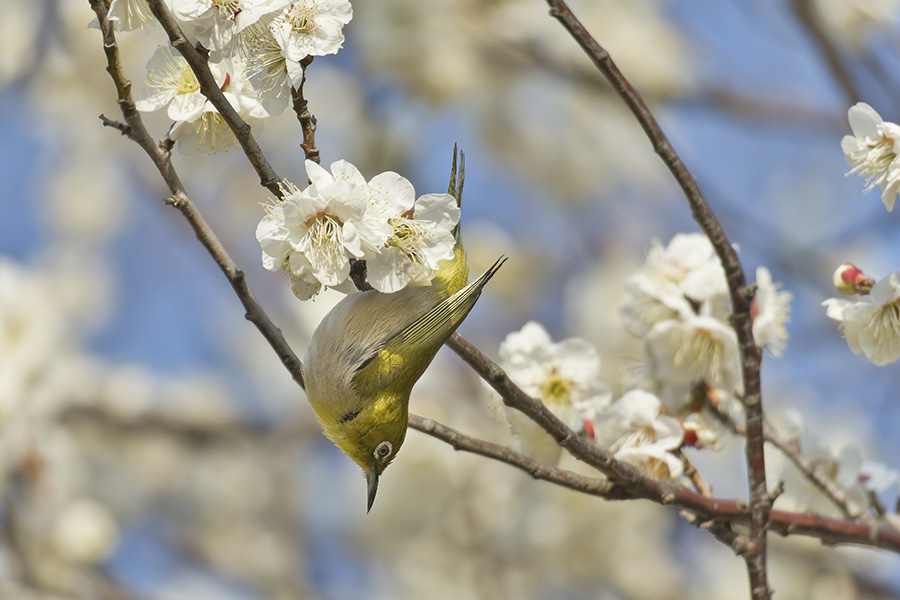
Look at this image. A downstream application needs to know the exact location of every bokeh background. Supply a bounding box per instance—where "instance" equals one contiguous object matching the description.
[2,0,900,598]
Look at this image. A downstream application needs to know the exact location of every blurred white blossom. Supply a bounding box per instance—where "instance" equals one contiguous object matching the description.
[814,0,900,50]
[620,233,729,338]
[594,390,684,480]
[496,321,611,464]
[774,421,867,519]
[50,498,119,565]
[751,266,792,357]
[841,102,900,211]
[644,315,742,414]
[822,271,900,366]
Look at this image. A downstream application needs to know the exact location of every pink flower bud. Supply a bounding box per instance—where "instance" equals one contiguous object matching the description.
[832,263,875,295]
[582,419,595,440]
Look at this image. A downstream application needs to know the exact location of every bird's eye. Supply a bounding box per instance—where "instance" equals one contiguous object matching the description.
[374,440,392,460]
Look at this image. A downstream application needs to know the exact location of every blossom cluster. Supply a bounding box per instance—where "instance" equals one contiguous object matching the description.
[257,159,459,299]
[495,322,684,479]
[106,0,353,153]
[494,235,793,481]
[620,234,791,443]
[827,104,900,366]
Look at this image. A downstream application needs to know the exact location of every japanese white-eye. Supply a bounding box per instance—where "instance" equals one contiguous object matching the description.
[301,151,504,512]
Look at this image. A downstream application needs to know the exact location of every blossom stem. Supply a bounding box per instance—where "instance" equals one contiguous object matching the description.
[291,56,320,165]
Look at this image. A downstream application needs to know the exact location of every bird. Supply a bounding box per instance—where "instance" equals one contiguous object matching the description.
[301,149,504,512]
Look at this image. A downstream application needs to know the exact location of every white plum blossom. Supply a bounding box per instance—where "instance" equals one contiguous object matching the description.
[841,102,900,211]
[620,233,729,338]
[235,0,354,88]
[822,271,900,366]
[364,171,459,293]
[135,46,217,122]
[106,0,154,31]
[593,390,684,480]
[751,266,792,357]
[643,315,742,414]
[135,52,272,154]
[496,321,611,465]
[272,0,352,83]
[173,57,274,154]
[168,0,238,58]
[257,160,392,299]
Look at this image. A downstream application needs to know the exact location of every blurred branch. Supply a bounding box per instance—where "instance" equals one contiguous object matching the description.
[89,0,306,390]
[788,0,861,106]
[144,0,283,196]
[543,1,770,596]
[764,422,866,519]
[291,56,320,165]
[409,412,900,552]
[694,88,845,131]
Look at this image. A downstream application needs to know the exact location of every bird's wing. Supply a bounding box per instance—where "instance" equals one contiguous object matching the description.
[352,257,506,391]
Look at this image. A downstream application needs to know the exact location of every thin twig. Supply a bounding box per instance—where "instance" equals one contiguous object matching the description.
[291,55,320,164]
[764,422,865,519]
[89,0,305,390]
[678,449,713,498]
[542,2,770,596]
[144,0,283,196]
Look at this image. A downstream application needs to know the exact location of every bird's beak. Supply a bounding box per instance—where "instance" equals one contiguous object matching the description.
[366,469,379,513]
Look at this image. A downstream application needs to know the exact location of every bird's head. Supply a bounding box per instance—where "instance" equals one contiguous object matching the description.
[313,393,409,513]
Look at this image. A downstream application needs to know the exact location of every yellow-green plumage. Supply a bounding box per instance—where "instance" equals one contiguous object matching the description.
[301,150,504,511]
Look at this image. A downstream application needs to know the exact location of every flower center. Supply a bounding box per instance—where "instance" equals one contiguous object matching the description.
[674,329,724,385]
[194,112,234,154]
[240,21,289,94]
[846,135,897,193]
[212,0,242,18]
[285,1,318,34]
[539,367,572,407]
[386,217,429,262]
[864,299,900,359]
[175,63,200,95]
[300,214,345,273]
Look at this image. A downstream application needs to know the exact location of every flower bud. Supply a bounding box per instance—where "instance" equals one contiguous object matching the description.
[832,263,874,295]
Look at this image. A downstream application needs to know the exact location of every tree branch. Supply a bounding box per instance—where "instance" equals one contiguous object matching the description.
[144,0,283,196]
[409,413,900,553]
[542,2,771,595]
[89,0,305,390]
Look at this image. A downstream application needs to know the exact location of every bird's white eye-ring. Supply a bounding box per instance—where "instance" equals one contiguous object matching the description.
[374,441,393,460]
